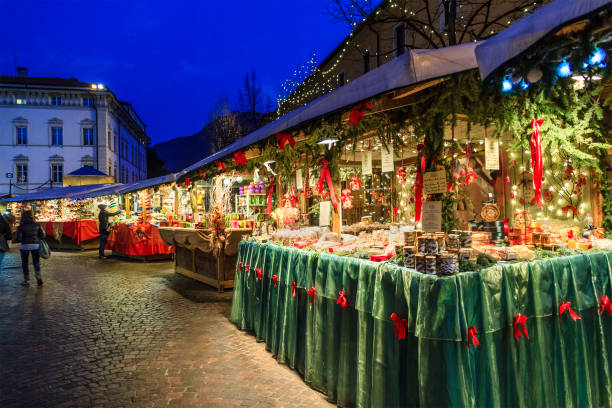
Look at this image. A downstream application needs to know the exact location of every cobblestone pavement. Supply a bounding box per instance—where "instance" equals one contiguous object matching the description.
[0,249,332,408]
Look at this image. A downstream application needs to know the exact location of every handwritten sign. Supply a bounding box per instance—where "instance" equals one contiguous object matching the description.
[423,170,447,195]
[422,201,442,232]
[381,145,394,173]
[295,169,303,189]
[485,135,500,170]
[319,201,331,226]
[362,151,372,175]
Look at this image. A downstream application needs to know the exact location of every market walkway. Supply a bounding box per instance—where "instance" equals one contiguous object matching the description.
[0,250,332,408]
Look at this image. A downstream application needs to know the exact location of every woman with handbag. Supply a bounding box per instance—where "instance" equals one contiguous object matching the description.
[0,212,11,272]
[16,210,45,286]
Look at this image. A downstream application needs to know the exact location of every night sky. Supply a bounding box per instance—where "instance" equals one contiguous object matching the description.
[0,0,355,145]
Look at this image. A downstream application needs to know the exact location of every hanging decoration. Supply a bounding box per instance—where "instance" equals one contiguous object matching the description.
[266,177,275,214]
[397,167,407,184]
[390,313,407,340]
[291,281,297,298]
[336,291,349,308]
[272,274,278,287]
[530,119,544,208]
[318,160,338,208]
[184,177,190,187]
[199,170,206,178]
[349,175,362,191]
[414,144,425,223]
[600,295,612,316]
[215,161,226,172]
[348,101,371,126]
[237,261,243,271]
[282,186,299,208]
[256,267,263,280]
[234,151,248,166]
[276,132,296,150]
[341,189,354,209]
[513,314,529,341]
[559,301,581,321]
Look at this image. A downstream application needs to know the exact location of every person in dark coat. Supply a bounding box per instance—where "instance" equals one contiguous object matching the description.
[16,210,45,286]
[0,211,12,273]
[98,204,120,259]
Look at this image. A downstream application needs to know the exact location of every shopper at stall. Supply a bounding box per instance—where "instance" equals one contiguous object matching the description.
[98,204,120,259]
[15,210,45,287]
[0,212,12,272]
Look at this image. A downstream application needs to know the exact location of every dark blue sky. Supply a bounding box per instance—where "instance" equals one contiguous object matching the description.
[0,0,353,145]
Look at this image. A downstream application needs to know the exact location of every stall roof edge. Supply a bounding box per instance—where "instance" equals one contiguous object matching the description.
[475,0,612,80]
[181,41,481,174]
[0,183,122,203]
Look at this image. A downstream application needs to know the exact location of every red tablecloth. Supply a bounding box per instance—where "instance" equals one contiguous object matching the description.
[40,220,100,244]
[106,223,174,256]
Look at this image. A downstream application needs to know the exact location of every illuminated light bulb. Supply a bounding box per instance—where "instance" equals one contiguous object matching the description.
[557,61,572,77]
[512,185,518,190]
[537,212,542,217]
[511,152,515,158]
[501,78,513,92]
[557,209,562,215]
[550,186,555,191]
[548,205,553,211]
[589,47,606,65]
[557,199,563,204]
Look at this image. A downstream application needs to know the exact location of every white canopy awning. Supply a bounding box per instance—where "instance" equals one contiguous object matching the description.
[182,41,480,173]
[475,0,611,79]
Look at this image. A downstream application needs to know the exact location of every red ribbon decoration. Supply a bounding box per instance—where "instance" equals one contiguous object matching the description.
[215,161,226,172]
[272,274,278,287]
[276,132,295,150]
[348,102,371,126]
[237,261,243,270]
[291,281,297,298]
[336,291,349,308]
[199,170,206,178]
[245,264,250,271]
[513,314,529,341]
[390,313,407,340]
[600,295,612,316]
[559,301,581,321]
[266,177,275,214]
[234,151,248,166]
[567,230,574,239]
[307,286,316,305]
[530,119,544,208]
[467,326,481,348]
[184,177,190,187]
[562,205,578,216]
[256,268,262,280]
[414,144,426,222]
[318,160,338,208]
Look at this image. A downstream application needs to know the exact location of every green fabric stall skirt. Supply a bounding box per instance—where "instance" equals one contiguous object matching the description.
[230,241,612,407]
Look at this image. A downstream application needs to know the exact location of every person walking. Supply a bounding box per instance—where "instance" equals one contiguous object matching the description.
[98,204,120,259]
[0,212,12,273]
[16,210,45,286]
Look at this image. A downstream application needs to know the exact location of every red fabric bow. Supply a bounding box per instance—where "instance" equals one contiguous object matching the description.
[559,301,581,321]
[390,313,407,340]
[276,132,295,150]
[467,326,481,348]
[237,261,243,270]
[513,314,529,341]
[318,160,338,208]
[307,286,316,305]
[530,119,544,208]
[256,268,262,280]
[184,177,190,187]
[267,177,275,214]
[562,205,578,216]
[291,281,297,298]
[348,102,371,126]
[272,274,278,287]
[234,151,248,166]
[600,295,612,315]
[336,291,349,308]
[414,144,426,223]
[199,170,206,178]
[245,264,250,271]
[215,161,226,172]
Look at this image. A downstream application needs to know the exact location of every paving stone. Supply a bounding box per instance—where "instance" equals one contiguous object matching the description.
[0,249,332,407]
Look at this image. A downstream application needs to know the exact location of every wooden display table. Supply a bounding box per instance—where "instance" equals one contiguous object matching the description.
[40,220,100,250]
[158,227,252,291]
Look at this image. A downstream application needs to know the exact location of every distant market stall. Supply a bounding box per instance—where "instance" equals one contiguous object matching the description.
[170,0,612,406]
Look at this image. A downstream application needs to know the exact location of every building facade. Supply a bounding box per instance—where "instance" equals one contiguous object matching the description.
[0,76,148,196]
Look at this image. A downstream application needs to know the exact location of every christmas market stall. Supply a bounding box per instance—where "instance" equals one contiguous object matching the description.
[172,0,612,406]
[94,174,178,261]
[1,183,120,250]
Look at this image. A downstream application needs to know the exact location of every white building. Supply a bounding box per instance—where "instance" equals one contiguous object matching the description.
[0,76,148,196]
